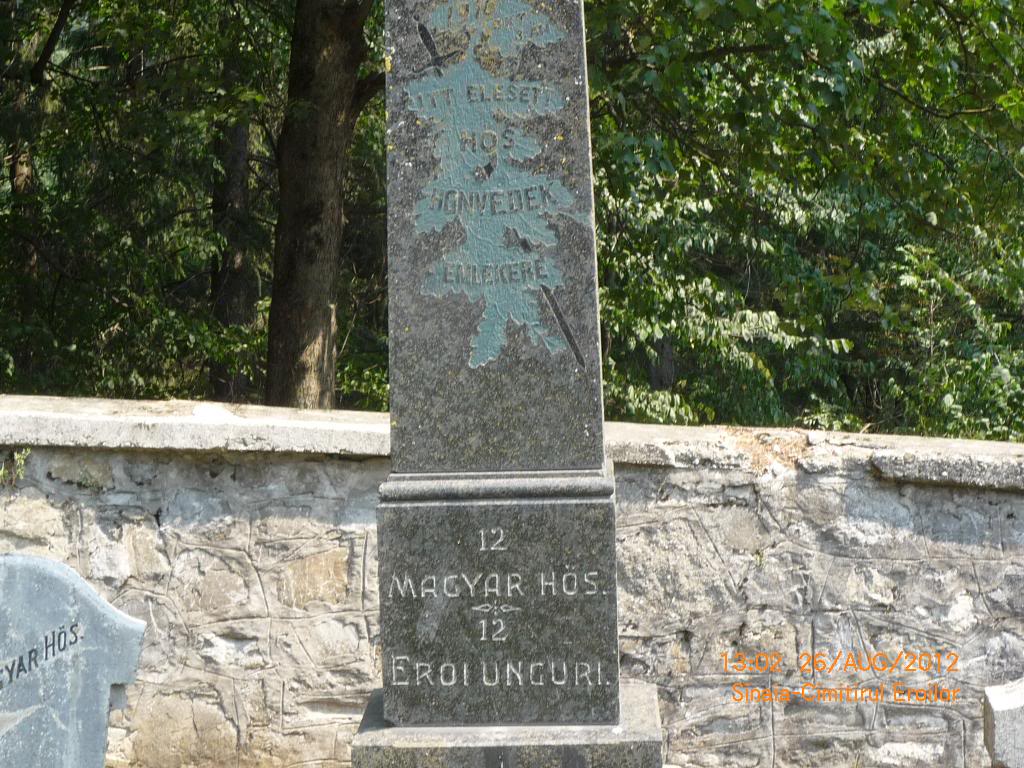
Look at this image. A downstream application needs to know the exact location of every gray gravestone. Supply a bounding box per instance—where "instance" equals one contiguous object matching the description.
[353,0,663,761]
[985,678,1024,768]
[378,0,619,727]
[0,554,145,768]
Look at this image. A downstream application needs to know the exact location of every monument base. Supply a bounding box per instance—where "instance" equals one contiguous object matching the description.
[352,681,663,767]
[377,486,621,725]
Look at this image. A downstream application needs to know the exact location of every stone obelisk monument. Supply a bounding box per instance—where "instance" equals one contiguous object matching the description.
[352,0,663,760]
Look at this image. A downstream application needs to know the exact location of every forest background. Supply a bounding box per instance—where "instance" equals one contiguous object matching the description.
[2,0,1023,441]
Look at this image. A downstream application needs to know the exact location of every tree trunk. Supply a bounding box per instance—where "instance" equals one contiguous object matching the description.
[209,27,258,403]
[265,0,374,409]
[210,118,258,402]
[648,336,678,391]
[5,20,44,380]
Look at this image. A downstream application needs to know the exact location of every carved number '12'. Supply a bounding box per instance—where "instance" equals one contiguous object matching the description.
[479,618,509,642]
[479,528,508,551]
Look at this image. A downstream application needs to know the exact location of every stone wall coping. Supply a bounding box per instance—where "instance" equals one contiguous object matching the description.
[1,395,1022,490]
[0,395,390,457]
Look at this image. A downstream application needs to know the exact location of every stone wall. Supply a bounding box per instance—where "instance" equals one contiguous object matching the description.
[1,395,1023,767]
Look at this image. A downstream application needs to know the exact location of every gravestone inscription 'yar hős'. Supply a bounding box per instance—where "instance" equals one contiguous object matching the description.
[353,0,663,761]
[0,554,146,768]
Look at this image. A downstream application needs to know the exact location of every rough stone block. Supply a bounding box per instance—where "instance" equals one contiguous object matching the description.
[985,677,1024,768]
[352,681,663,767]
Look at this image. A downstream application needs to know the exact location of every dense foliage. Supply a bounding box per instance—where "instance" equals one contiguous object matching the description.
[2,0,1022,440]
[2,0,292,397]
[590,0,1024,439]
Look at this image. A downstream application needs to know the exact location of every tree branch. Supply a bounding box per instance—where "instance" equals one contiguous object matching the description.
[30,0,77,86]
[685,43,784,63]
[353,71,385,116]
[959,118,1024,184]
[875,77,998,119]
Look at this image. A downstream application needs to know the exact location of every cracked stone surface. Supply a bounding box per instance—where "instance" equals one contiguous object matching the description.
[0,404,1022,766]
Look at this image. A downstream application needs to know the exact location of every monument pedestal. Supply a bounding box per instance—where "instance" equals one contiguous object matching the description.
[352,681,664,768]
[377,471,621,726]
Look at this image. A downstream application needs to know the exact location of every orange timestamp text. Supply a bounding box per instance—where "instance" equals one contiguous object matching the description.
[721,650,960,676]
[730,681,962,705]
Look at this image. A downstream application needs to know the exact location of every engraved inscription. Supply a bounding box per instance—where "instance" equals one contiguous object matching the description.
[406,0,585,367]
[478,617,509,642]
[0,623,83,693]
[479,527,508,551]
[387,570,601,599]
[383,515,615,690]
[378,502,619,723]
[389,656,609,688]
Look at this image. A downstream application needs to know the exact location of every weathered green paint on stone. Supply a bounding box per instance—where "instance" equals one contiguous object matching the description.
[408,0,582,367]
[387,0,605,473]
